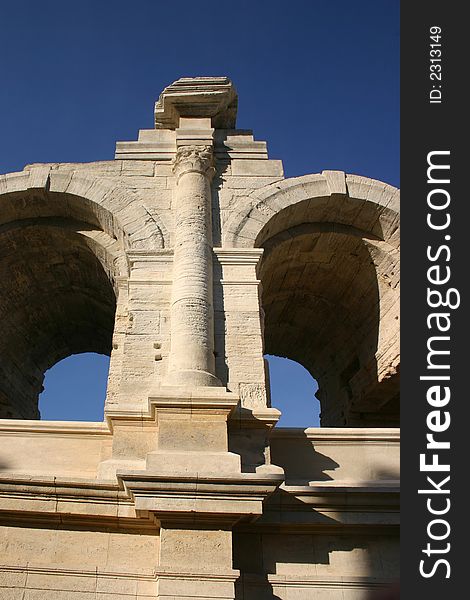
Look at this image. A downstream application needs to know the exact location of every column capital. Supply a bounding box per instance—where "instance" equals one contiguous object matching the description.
[173,144,215,180]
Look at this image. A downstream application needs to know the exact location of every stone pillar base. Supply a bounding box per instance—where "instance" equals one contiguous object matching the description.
[164,368,222,388]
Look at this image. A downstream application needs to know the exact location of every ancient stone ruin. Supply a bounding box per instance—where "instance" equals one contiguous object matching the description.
[0,77,399,599]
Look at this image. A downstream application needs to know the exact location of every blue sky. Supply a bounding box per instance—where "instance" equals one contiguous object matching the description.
[1,0,399,426]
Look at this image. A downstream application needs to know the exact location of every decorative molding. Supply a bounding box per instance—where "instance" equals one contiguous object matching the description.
[119,470,284,523]
[128,278,172,285]
[270,427,400,444]
[127,249,174,261]
[219,279,261,286]
[244,572,397,590]
[213,247,264,265]
[0,563,157,582]
[0,419,111,437]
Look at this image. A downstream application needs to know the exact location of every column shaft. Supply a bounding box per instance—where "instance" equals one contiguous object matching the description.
[166,145,221,387]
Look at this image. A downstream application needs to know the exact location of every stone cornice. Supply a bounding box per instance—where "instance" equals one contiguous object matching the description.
[259,483,400,528]
[155,77,238,130]
[238,573,398,590]
[0,419,111,437]
[270,427,400,444]
[213,247,264,265]
[118,470,284,525]
[0,473,399,529]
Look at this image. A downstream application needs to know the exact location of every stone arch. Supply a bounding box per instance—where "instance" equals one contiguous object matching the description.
[0,167,168,420]
[225,172,400,426]
[0,167,169,250]
[223,171,399,248]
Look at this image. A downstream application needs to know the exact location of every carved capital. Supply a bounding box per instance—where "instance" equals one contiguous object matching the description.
[173,145,215,180]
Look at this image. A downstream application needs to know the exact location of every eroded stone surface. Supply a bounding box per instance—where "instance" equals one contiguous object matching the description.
[0,77,400,599]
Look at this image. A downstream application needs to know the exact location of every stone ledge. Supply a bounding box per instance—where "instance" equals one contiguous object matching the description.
[0,419,111,437]
[119,470,284,524]
[239,572,397,591]
[270,427,400,443]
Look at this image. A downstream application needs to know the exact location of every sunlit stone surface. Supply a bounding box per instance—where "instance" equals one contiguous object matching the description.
[0,77,399,599]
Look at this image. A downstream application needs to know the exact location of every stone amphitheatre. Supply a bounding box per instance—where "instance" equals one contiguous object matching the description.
[0,77,399,599]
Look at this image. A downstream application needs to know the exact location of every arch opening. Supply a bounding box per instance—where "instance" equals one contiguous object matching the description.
[39,353,111,421]
[265,355,320,427]
[258,204,399,427]
[0,220,117,420]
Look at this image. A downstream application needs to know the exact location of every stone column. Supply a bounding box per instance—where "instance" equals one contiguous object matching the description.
[166,144,221,387]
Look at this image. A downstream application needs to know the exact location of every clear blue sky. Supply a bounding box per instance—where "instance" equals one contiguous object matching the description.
[1,0,399,426]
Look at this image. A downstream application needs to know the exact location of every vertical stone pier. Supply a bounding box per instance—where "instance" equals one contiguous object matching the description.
[137,78,282,599]
[104,78,284,599]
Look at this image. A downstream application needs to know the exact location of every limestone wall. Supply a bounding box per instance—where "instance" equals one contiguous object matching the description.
[0,525,159,599]
[0,148,400,427]
[234,532,399,599]
[0,77,399,599]
[0,424,399,598]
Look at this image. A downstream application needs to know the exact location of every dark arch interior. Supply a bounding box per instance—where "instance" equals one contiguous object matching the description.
[259,222,398,427]
[0,223,116,419]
